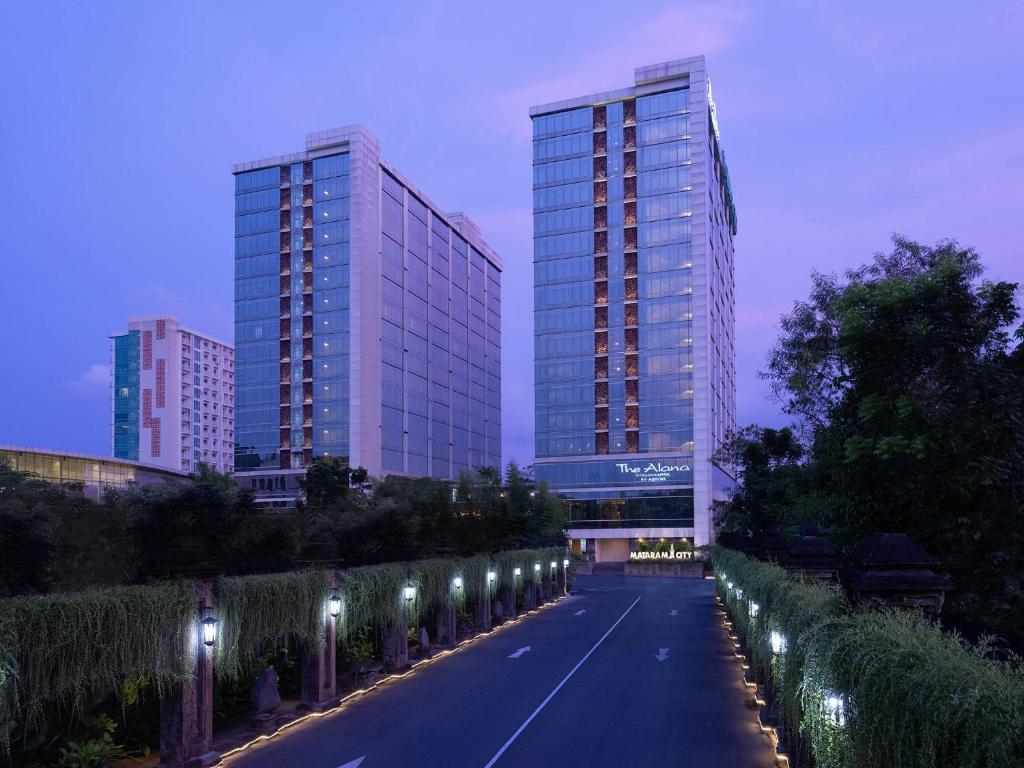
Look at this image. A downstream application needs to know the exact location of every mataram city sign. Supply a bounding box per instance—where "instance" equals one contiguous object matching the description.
[629,548,696,561]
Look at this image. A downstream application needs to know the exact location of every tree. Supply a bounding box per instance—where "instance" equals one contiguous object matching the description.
[760,235,1024,636]
[712,426,809,533]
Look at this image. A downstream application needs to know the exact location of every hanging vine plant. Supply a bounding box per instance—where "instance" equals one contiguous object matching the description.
[0,581,195,753]
[339,563,409,638]
[214,570,331,681]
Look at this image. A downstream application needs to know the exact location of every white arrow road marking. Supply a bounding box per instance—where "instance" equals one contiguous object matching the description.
[484,596,642,768]
[337,757,365,768]
[655,648,670,662]
[575,609,587,616]
[670,610,678,616]
[508,646,532,659]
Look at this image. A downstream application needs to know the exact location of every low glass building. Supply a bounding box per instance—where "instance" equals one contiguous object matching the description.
[530,57,737,559]
[0,445,188,501]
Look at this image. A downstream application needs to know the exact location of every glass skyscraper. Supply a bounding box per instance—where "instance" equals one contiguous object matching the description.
[232,126,501,502]
[531,57,736,556]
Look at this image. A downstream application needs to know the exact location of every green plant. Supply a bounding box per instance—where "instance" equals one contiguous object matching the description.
[713,547,1024,768]
[214,570,331,681]
[57,731,127,768]
[0,581,195,754]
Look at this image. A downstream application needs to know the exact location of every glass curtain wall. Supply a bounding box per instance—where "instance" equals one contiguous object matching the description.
[234,167,282,469]
[533,106,595,459]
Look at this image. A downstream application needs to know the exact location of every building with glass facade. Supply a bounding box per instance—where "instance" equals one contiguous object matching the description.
[2,444,188,501]
[530,56,736,558]
[111,316,235,474]
[232,126,501,502]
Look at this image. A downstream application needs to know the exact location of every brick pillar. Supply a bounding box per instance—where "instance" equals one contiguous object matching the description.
[158,582,216,768]
[301,571,338,710]
[382,602,410,672]
[436,603,457,647]
[474,583,492,631]
[500,583,517,620]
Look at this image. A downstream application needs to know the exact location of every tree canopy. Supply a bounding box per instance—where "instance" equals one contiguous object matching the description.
[718,236,1024,638]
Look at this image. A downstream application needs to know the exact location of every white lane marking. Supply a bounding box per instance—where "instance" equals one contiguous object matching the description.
[337,757,365,768]
[575,609,587,616]
[655,648,670,662]
[483,595,643,768]
[508,646,532,659]
[670,610,678,616]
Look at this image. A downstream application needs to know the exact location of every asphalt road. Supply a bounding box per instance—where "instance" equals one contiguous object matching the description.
[225,574,776,768]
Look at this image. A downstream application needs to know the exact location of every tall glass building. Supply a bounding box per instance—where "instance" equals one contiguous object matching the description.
[232,126,501,503]
[531,57,736,557]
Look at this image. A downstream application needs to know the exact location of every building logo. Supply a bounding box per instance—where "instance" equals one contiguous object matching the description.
[615,461,691,484]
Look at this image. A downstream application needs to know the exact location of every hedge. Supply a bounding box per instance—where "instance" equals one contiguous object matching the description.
[711,547,1024,768]
[0,546,566,755]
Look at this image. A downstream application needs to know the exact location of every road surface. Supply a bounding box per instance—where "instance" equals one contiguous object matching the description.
[225,574,777,768]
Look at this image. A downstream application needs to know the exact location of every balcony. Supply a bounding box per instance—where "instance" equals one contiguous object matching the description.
[594,180,607,205]
[593,105,606,131]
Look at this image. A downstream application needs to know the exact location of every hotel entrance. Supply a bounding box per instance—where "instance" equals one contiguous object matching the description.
[572,535,696,563]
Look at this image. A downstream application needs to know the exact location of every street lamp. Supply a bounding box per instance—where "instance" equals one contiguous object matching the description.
[201,608,218,647]
[453,576,463,590]
[328,591,342,618]
[513,567,521,578]
[487,570,496,584]
[404,584,416,601]
[563,558,569,567]
[533,563,541,574]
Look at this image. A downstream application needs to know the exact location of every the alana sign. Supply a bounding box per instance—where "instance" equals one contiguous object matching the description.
[615,461,692,484]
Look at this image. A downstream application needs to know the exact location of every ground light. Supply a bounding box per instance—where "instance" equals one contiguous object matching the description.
[770,630,787,655]
[328,592,342,618]
[201,609,218,647]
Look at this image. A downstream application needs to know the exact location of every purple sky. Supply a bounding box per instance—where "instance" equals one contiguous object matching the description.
[1,1,1022,469]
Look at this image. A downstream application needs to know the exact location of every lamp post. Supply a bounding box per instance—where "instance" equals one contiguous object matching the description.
[328,591,342,619]
[453,576,463,591]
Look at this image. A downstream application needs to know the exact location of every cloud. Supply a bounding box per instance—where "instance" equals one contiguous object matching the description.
[69,363,110,395]
[489,2,748,139]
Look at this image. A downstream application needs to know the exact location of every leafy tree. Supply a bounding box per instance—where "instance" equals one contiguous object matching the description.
[712,425,809,533]
[756,235,1024,636]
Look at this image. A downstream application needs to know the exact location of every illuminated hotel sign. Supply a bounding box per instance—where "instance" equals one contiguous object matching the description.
[615,461,691,484]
